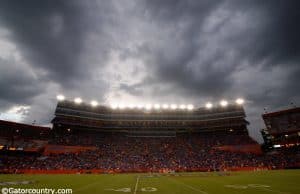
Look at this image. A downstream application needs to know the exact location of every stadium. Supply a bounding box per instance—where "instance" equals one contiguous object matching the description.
[1,1,300,193]
[0,97,299,194]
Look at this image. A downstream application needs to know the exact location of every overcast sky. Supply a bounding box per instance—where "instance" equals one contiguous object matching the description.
[0,0,299,142]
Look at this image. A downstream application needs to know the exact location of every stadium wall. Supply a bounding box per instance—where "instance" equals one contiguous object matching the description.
[2,167,275,174]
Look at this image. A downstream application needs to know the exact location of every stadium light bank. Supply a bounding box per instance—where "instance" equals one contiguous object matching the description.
[90,100,98,107]
[56,95,245,110]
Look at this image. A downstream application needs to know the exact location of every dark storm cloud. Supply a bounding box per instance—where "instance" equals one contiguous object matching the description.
[0,57,44,110]
[0,0,116,123]
[0,1,82,85]
[0,0,114,87]
[133,0,232,98]
[227,0,300,66]
[143,0,300,65]
[116,0,300,141]
[0,0,299,142]
[119,83,143,96]
[134,0,300,100]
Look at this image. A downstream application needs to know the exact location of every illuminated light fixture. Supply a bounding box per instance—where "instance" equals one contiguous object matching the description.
[162,104,169,109]
[111,104,118,109]
[187,104,194,110]
[205,102,213,109]
[154,104,161,110]
[236,98,244,105]
[56,95,65,101]
[273,144,281,148]
[170,104,178,110]
[137,104,144,109]
[74,97,82,104]
[128,104,135,109]
[145,104,152,110]
[285,134,289,137]
[179,104,186,109]
[220,100,228,107]
[90,100,98,107]
[118,104,125,109]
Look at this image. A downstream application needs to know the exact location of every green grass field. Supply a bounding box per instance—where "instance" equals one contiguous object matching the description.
[0,170,299,194]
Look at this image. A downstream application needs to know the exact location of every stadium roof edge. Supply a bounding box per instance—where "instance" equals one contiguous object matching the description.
[262,107,300,118]
[0,119,51,131]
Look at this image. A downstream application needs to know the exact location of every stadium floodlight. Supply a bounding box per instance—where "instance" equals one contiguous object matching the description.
[128,104,135,109]
[56,95,65,101]
[236,98,244,105]
[137,104,144,109]
[179,104,186,109]
[154,104,161,110]
[187,104,194,110]
[118,104,125,109]
[145,104,152,110]
[220,100,228,107]
[170,104,178,110]
[110,103,118,109]
[162,104,169,109]
[90,100,98,107]
[74,97,82,104]
[205,102,213,109]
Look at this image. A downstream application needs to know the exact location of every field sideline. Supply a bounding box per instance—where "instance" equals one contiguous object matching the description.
[0,170,299,194]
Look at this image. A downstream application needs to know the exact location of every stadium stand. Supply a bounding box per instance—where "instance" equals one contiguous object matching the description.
[0,103,299,174]
[261,107,300,150]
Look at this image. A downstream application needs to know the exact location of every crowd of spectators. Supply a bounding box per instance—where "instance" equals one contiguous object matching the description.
[1,133,299,173]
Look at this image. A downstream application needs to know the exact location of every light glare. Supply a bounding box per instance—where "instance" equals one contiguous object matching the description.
[154,104,161,109]
[137,104,144,109]
[145,104,152,110]
[118,104,125,109]
[236,98,244,105]
[187,104,194,110]
[220,100,228,107]
[179,104,186,109]
[206,102,213,109]
[74,97,82,104]
[90,100,98,107]
[128,104,135,109]
[170,104,177,110]
[111,104,118,109]
[162,104,169,109]
[56,95,65,101]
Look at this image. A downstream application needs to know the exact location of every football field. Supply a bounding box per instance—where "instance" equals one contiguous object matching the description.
[0,170,299,194]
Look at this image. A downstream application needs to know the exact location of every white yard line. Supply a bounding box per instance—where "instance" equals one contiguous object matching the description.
[133,176,140,194]
[260,187,289,194]
[165,176,208,194]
